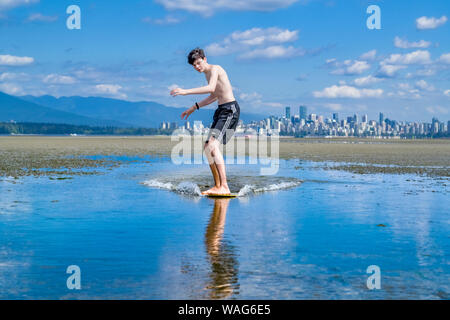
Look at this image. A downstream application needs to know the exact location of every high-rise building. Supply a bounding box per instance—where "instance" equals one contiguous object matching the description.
[362,114,368,123]
[299,105,307,120]
[448,121,450,133]
[285,106,291,119]
[332,113,339,122]
[379,112,384,124]
[353,114,359,123]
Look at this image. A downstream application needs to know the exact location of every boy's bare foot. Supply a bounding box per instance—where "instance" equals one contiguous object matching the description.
[214,186,231,195]
[202,186,220,195]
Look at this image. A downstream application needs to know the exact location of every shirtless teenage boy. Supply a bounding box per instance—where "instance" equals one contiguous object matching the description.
[170,48,240,195]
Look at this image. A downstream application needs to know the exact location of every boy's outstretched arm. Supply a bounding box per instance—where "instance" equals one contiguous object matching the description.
[171,67,218,96]
[181,94,218,120]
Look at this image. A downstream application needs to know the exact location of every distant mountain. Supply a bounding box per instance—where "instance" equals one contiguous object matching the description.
[0,92,129,127]
[20,95,265,128]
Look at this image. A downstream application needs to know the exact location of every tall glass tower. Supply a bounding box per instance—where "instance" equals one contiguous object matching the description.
[299,105,307,120]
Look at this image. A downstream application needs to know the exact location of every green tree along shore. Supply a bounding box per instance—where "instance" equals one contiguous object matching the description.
[0,122,174,135]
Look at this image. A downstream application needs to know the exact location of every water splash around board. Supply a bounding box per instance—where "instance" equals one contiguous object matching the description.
[141,175,302,197]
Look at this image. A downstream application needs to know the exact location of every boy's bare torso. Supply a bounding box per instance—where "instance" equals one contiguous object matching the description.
[205,65,235,105]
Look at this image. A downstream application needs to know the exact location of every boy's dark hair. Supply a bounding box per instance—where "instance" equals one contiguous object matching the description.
[188,48,206,65]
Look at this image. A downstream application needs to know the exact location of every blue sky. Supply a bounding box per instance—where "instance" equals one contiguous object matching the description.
[0,0,449,122]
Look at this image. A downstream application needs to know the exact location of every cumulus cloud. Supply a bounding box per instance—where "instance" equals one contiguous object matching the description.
[353,75,383,87]
[155,0,300,17]
[377,64,406,78]
[206,27,299,56]
[381,50,432,65]
[328,59,371,76]
[313,85,383,99]
[204,27,312,61]
[394,36,431,49]
[444,90,450,97]
[0,54,34,66]
[388,83,422,99]
[415,79,435,91]
[43,74,76,85]
[238,45,305,60]
[376,50,432,78]
[359,50,377,61]
[95,84,127,99]
[416,16,447,30]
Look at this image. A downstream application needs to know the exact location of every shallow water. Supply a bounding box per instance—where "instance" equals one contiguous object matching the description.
[0,156,448,299]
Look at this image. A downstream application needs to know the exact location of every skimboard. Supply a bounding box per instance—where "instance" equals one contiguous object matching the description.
[203,193,238,198]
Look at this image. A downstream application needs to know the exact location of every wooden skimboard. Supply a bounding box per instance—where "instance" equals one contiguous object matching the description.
[204,193,238,198]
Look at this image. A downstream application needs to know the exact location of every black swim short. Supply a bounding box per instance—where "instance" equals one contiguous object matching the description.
[206,100,240,145]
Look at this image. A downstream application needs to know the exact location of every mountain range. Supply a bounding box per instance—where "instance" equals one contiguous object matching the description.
[0,91,264,128]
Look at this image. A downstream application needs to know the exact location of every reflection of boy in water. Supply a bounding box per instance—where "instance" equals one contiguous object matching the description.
[171,48,240,195]
[204,198,239,299]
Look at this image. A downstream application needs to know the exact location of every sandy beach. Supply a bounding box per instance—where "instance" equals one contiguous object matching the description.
[1,136,449,178]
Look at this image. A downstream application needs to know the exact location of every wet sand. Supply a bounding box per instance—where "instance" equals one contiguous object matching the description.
[1,136,449,178]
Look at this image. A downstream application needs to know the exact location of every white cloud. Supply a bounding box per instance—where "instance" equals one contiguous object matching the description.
[388,83,422,99]
[239,92,262,101]
[394,36,431,49]
[381,50,432,65]
[439,53,450,64]
[313,85,383,99]
[0,0,39,11]
[443,90,450,97]
[354,75,383,87]
[0,72,29,81]
[142,15,181,25]
[415,68,437,77]
[238,45,305,60]
[206,27,299,56]
[0,54,34,66]
[416,16,447,30]
[43,74,76,85]
[155,0,299,17]
[359,50,377,61]
[95,84,127,99]
[0,82,23,95]
[330,60,370,76]
[377,50,432,78]
[415,80,434,91]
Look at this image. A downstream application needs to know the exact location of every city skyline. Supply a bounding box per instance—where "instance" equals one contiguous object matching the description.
[163,104,450,139]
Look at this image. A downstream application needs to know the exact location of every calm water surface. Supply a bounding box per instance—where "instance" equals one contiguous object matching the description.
[0,156,448,299]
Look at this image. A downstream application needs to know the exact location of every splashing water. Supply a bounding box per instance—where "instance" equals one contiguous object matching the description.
[142,176,302,197]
